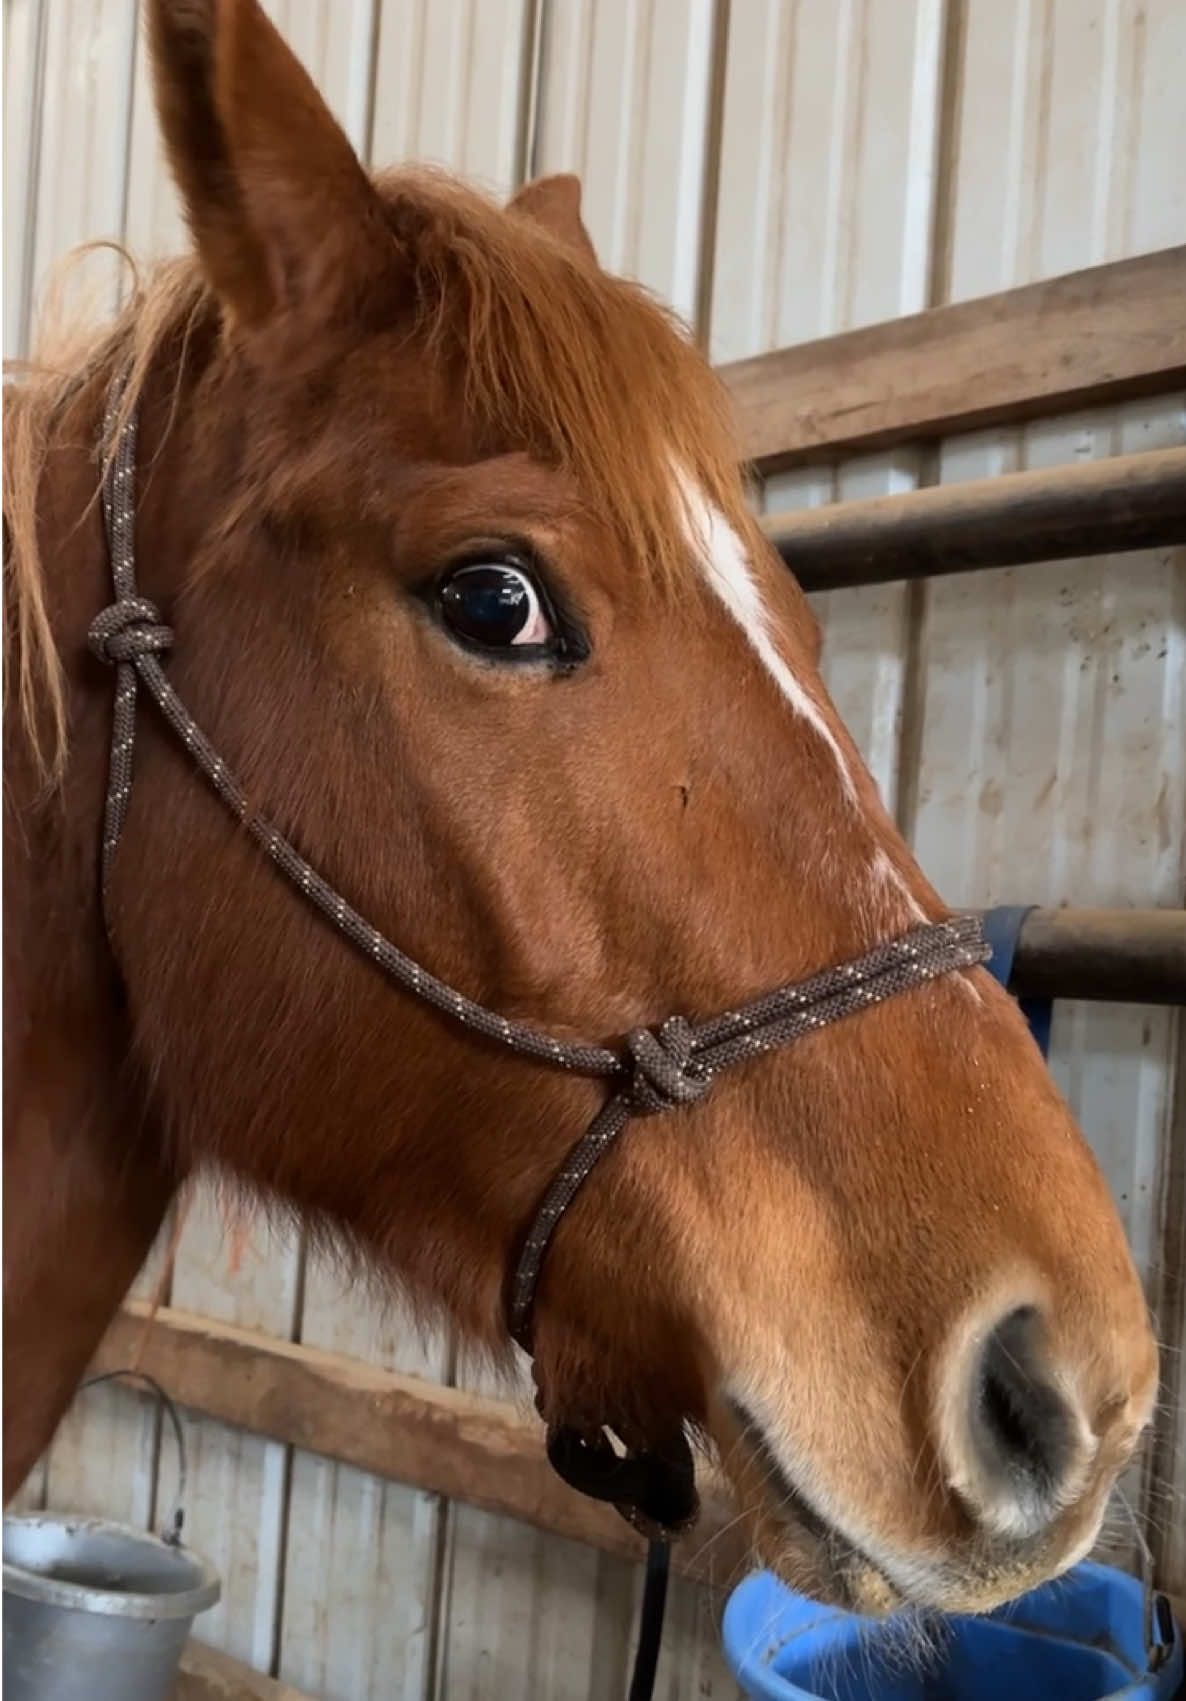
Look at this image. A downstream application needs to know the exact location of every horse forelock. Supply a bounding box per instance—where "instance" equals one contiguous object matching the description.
[3,168,757,787]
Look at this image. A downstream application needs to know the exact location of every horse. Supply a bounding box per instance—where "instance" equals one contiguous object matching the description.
[4,0,1156,1621]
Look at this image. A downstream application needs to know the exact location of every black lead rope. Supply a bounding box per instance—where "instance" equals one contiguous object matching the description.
[631,1542,671,1701]
[546,1425,693,1699]
[90,372,993,1701]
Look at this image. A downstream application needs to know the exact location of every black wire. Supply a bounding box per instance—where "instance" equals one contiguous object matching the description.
[627,1540,670,1701]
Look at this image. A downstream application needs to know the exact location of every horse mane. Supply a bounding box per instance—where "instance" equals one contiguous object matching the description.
[3,168,752,784]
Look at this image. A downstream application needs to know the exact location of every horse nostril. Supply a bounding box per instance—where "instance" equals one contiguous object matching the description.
[968,1306,1080,1533]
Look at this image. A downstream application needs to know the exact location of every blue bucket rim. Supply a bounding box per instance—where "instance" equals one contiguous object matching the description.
[722,1560,1182,1701]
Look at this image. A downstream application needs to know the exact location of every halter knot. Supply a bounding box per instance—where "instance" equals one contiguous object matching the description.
[625,1017,710,1114]
[89,596,174,665]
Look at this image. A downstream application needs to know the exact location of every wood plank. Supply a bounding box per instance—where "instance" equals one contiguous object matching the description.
[177,1639,314,1701]
[768,445,1186,589]
[721,247,1186,470]
[94,1305,738,1585]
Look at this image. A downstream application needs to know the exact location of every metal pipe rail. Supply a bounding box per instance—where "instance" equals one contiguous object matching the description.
[989,908,1185,1006]
[767,446,1186,591]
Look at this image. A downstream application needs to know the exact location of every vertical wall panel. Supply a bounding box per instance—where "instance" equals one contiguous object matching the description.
[1118,0,1186,257]
[121,11,187,264]
[267,0,376,150]
[711,0,945,358]
[168,1193,301,1669]
[908,404,1186,1572]
[43,1380,161,1532]
[715,0,947,803]
[942,0,1186,298]
[369,0,529,191]
[279,1270,448,1701]
[8,1459,48,1517]
[24,0,136,329]
[910,0,1186,1579]
[433,1352,614,1701]
[39,1220,183,1572]
[3,0,46,358]
[434,1465,632,1701]
[532,0,717,322]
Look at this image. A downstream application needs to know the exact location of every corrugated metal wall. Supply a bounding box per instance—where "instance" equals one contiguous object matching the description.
[5,2,1184,1695]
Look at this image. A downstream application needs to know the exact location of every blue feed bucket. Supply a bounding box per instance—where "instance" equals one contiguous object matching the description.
[723,1562,1182,1701]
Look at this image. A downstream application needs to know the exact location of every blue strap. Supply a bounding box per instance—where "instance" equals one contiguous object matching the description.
[980,905,1052,1058]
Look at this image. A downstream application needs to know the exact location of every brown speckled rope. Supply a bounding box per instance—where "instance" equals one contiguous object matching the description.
[88,371,991,1365]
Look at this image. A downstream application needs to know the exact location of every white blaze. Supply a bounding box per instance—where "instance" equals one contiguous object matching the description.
[676,476,857,800]
[872,847,928,924]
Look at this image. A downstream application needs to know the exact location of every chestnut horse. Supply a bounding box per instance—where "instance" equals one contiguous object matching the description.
[4,0,1156,1618]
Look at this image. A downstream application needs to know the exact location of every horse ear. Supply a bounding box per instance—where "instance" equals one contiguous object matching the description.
[148,0,393,331]
[508,174,598,263]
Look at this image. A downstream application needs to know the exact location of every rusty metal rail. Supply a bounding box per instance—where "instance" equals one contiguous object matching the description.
[766,447,1186,591]
[1000,907,1186,1006]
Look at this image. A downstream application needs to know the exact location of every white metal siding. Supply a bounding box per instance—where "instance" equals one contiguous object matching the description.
[5,1,1183,1693]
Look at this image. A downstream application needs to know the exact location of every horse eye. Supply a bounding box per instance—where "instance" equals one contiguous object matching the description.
[437,563,553,652]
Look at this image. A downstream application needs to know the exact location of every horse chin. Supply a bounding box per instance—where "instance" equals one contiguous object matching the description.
[712,1396,1093,1620]
[728,1407,1110,1621]
[724,1414,909,1613]
[757,1517,907,1616]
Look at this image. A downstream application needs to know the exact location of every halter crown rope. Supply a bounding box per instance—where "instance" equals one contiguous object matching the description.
[88,371,990,1699]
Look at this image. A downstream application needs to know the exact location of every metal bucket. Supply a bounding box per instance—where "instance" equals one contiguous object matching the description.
[3,1513,219,1701]
[2,1370,218,1701]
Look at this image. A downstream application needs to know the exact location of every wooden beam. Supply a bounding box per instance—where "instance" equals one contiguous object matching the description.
[722,246,1186,471]
[95,1306,738,1585]
[178,1641,315,1701]
[767,445,1186,591]
[1010,908,1186,1006]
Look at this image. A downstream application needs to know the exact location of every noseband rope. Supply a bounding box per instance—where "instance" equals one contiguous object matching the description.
[89,373,990,1699]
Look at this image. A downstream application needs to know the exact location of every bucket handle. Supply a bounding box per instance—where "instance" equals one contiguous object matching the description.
[79,1369,188,1547]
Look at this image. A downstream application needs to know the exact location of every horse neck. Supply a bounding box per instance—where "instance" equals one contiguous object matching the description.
[3,368,183,1499]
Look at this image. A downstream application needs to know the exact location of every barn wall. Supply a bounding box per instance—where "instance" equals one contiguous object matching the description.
[5,1,1183,1694]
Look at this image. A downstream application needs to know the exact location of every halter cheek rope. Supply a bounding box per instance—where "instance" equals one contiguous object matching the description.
[89,372,991,1701]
